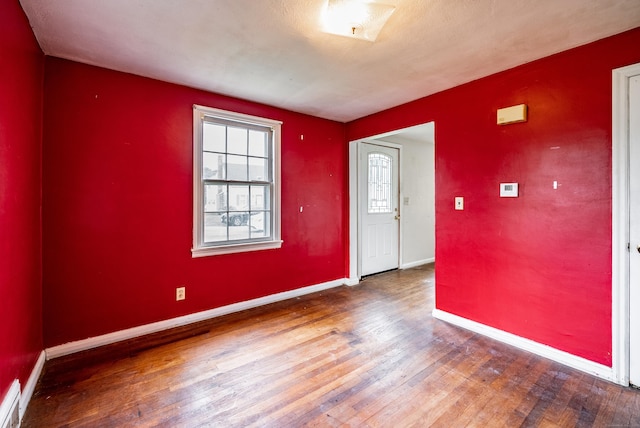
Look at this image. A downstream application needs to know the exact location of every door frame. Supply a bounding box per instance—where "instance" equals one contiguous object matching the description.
[348,137,403,283]
[612,61,640,386]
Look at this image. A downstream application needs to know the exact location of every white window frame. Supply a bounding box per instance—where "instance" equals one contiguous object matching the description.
[192,105,282,257]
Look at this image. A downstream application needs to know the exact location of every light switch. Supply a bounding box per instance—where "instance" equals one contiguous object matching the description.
[455,197,464,210]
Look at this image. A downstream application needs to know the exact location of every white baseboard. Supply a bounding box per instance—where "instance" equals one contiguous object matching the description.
[46,278,350,360]
[0,350,45,428]
[0,380,19,428]
[432,309,616,383]
[20,351,45,420]
[344,277,360,286]
[400,258,434,269]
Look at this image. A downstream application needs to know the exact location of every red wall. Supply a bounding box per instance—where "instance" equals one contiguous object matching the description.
[0,1,44,399]
[347,27,640,366]
[42,59,347,347]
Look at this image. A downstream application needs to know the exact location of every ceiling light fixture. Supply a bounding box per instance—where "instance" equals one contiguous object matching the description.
[321,0,396,42]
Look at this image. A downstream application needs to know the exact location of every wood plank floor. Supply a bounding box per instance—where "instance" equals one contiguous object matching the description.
[23,264,640,427]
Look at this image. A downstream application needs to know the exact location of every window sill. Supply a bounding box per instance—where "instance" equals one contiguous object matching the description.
[191,240,283,258]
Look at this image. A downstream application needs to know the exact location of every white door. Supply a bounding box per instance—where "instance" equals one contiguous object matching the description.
[630,73,640,386]
[359,142,399,276]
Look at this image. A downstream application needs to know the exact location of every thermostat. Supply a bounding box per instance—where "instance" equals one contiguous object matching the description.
[500,183,518,197]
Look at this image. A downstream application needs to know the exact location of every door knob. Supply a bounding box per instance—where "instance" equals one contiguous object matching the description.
[394,215,400,220]
[637,245,640,254]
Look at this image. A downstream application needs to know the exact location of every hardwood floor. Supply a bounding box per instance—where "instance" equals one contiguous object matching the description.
[23,264,640,427]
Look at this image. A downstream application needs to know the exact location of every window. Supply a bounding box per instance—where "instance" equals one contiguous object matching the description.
[192,105,282,257]
[367,152,392,213]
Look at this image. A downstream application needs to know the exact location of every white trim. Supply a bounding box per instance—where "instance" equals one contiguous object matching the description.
[349,141,359,280]
[0,380,19,428]
[0,352,45,428]
[400,258,434,269]
[20,351,45,420]
[46,278,349,359]
[191,105,282,258]
[612,62,640,386]
[432,309,615,382]
[191,240,283,257]
[344,277,360,286]
[398,144,405,269]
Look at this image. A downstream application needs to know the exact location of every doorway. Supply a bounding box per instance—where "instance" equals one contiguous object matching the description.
[612,62,640,387]
[348,123,435,282]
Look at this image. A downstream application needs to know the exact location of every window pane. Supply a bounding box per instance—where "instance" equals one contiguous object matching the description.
[203,152,225,179]
[249,157,269,181]
[368,153,392,213]
[250,185,269,210]
[228,218,250,240]
[223,211,249,228]
[229,185,249,210]
[203,123,226,153]
[204,184,227,212]
[249,130,267,157]
[250,212,270,238]
[227,155,248,181]
[227,127,247,155]
[204,213,227,243]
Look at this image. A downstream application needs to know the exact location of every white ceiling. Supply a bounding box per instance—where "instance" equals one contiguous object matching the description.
[374,122,435,145]
[19,0,640,123]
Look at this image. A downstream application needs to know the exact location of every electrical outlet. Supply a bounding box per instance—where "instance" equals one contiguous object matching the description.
[176,286,186,301]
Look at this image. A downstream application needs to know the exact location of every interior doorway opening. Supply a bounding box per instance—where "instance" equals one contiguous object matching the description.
[348,122,435,282]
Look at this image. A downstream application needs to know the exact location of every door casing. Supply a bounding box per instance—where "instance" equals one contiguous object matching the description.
[612,61,640,386]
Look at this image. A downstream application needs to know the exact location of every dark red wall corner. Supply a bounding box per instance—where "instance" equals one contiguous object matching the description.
[346,27,640,366]
[0,0,44,400]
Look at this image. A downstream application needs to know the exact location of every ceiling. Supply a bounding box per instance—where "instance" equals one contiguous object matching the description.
[374,122,434,146]
[19,0,640,123]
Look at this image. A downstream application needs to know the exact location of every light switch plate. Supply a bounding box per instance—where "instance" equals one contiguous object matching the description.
[455,196,464,210]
